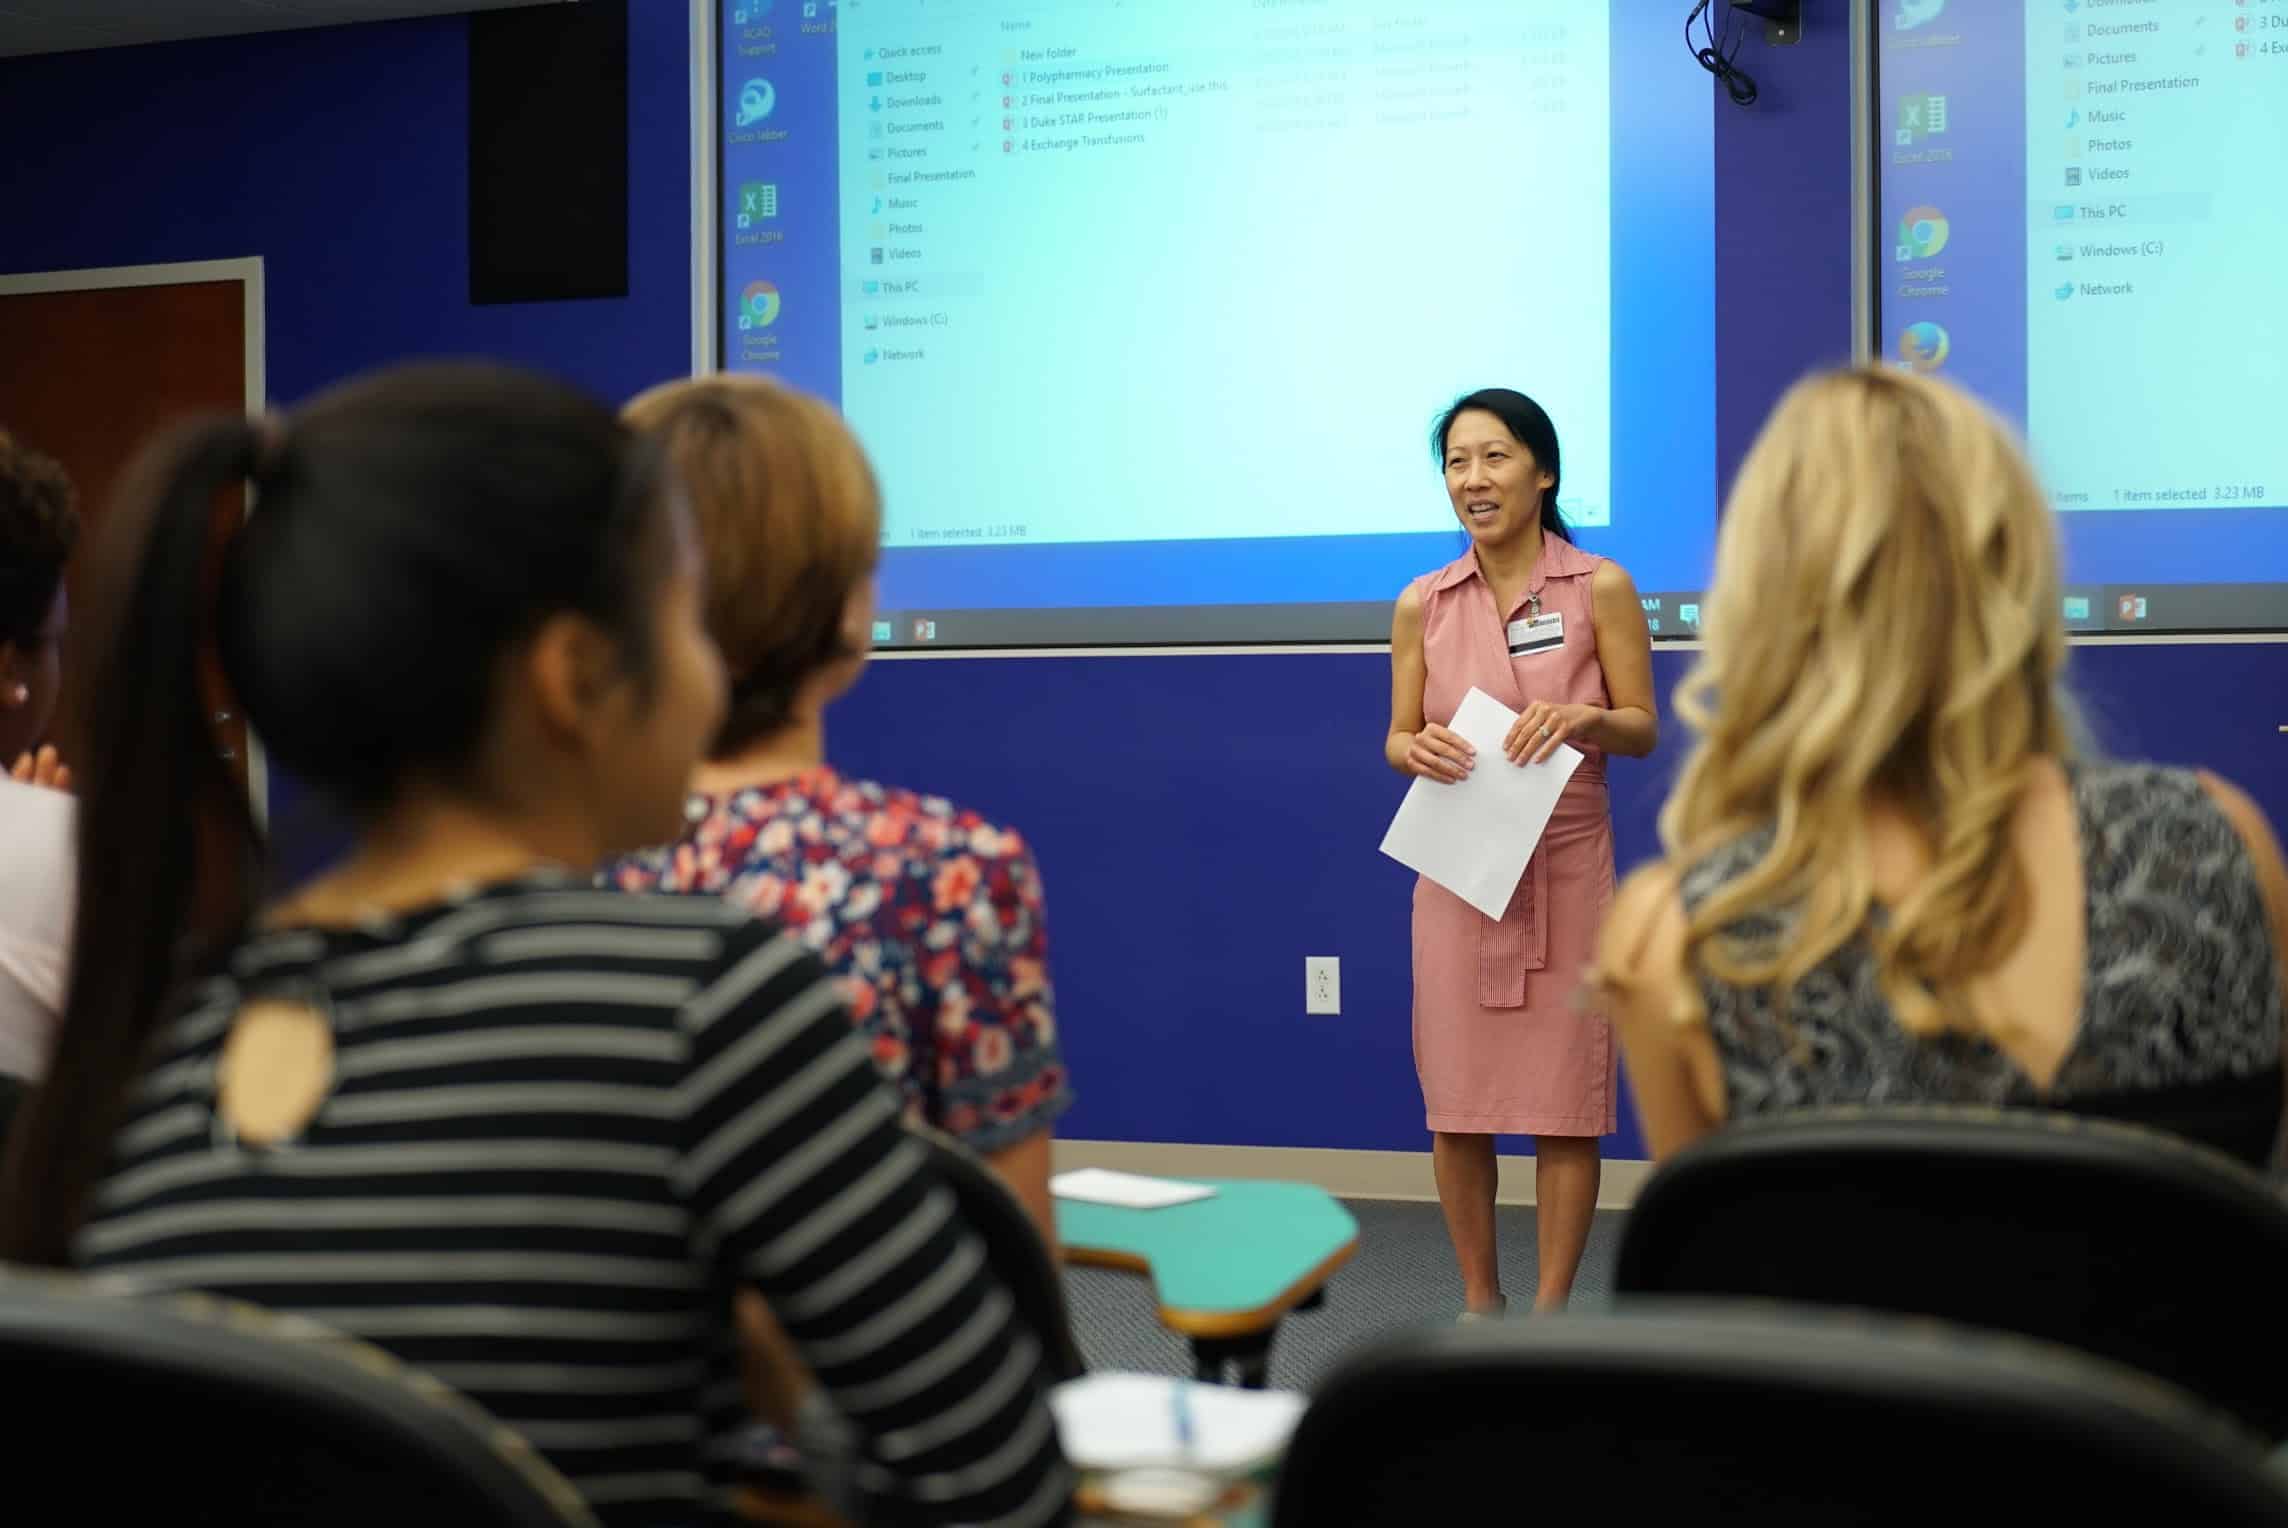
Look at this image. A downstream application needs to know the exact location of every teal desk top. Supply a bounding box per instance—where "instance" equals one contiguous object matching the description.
[1057,1179,1360,1336]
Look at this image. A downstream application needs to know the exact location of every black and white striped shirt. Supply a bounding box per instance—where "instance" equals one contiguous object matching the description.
[78,874,1072,1526]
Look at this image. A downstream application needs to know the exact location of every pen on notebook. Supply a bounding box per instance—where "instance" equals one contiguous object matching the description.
[1172,1378,1195,1459]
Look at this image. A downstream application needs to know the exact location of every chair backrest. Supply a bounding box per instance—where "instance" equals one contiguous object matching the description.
[0,1072,23,1147]
[908,1123,1085,1383]
[1615,1105,2288,1436]
[0,1272,596,1527]
[1273,1301,2288,1527]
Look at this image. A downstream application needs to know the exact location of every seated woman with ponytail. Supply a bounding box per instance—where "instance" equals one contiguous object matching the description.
[0,363,1072,1528]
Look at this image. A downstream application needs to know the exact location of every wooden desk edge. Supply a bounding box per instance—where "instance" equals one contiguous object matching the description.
[1074,1476,1258,1520]
[1065,1235,1361,1341]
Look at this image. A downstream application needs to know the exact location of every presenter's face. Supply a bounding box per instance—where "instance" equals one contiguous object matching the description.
[1443,410,1553,548]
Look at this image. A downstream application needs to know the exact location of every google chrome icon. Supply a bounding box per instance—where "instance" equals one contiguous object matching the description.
[1896,204,1949,261]
[740,280,781,330]
[1899,322,1950,372]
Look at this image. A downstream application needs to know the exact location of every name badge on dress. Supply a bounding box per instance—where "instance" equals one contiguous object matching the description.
[1506,612,1565,657]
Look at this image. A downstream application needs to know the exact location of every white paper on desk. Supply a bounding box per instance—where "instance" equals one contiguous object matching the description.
[1052,1372,1307,1475]
[1379,686,1584,920]
[1051,1168,1217,1210]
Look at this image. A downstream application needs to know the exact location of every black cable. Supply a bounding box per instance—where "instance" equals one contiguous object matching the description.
[1723,6,1753,68]
[1712,2,1760,105]
[1686,0,1761,107]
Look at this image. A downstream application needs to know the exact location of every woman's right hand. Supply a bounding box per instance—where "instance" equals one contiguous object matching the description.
[1403,724,1474,783]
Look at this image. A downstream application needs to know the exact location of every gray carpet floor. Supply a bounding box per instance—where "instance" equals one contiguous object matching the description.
[1062,1201,1626,1391]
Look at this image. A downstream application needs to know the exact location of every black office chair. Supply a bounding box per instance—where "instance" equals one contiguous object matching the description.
[1615,1105,2288,1437]
[909,1123,1086,1382]
[1274,1301,2288,1526]
[0,1272,595,1526]
[0,1072,24,1148]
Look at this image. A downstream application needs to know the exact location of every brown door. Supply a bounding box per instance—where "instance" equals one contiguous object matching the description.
[0,274,254,780]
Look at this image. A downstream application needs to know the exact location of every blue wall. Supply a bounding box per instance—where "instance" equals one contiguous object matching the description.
[829,651,1693,1156]
[0,6,694,408]
[4,8,2280,1162]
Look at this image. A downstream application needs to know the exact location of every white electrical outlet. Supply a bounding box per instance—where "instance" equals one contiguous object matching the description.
[1306,956,1340,1015]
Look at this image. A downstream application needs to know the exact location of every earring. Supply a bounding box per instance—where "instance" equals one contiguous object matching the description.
[3,683,25,708]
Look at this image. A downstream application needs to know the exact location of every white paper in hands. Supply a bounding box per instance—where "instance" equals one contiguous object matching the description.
[1379,687,1584,919]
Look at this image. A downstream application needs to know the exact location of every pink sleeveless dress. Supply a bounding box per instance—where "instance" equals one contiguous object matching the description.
[1410,538,1618,1137]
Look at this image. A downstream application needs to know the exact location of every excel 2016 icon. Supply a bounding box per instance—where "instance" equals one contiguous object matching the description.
[737,182,779,230]
[1896,94,1947,146]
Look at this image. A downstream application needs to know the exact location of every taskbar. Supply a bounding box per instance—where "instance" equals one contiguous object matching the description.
[2063,583,2288,636]
[867,594,1714,650]
[865,584,2288,650]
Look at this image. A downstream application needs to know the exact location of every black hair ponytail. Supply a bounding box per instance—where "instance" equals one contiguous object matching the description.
[1,419,265,1266]
[0,362,667,1265]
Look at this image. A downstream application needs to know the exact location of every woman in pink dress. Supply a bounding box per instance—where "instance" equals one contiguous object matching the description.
[1386,389,1658,1316]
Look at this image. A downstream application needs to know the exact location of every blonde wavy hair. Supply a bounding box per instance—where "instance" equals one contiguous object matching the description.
[1658,367,2073,1038]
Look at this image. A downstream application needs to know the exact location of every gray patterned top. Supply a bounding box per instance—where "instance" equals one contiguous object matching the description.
[1679,763,2285,1165]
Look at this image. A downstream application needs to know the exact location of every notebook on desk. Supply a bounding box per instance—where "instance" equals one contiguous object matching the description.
[1053,1371,1305,1476]
[1052,1168,1218,1210]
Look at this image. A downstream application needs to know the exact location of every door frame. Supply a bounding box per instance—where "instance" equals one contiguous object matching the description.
[0,256,269,824]
[687,0,717,377]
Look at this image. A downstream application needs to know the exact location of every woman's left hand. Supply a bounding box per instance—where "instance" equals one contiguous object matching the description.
[733,1288,814,1431]
[8,744,71,793]
[1505,702,1601,765]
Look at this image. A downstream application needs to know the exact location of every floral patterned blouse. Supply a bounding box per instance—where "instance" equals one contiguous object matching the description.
[607,766,1073,1155]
